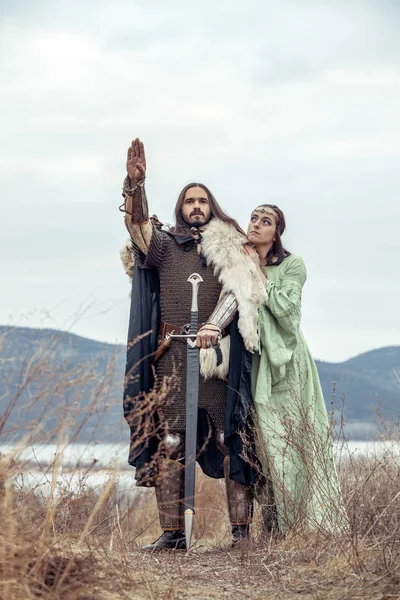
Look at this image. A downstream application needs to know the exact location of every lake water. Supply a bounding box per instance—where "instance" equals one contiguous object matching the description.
[1,440,398,499]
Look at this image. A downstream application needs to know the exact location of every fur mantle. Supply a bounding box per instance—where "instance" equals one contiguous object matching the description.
[200,219,267,353]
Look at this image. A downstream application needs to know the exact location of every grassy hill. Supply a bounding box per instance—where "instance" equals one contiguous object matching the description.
[0,325,127,445]
[316,346,399,435]
[0,325,398,442]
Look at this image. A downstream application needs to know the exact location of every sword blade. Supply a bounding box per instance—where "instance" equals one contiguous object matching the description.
[184,273,203,551]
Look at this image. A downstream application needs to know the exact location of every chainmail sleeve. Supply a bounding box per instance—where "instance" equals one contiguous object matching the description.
[133,223,167,271]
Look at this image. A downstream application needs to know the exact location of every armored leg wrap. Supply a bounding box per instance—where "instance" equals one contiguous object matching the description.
[155,433,185,531]
[223,455,254,526]
[216,431,253,526]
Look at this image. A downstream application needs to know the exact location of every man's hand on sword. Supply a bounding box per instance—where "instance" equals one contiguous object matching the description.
[196,326,221,349]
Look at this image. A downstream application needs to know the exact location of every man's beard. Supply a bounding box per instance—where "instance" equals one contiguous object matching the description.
[182,212,211,227]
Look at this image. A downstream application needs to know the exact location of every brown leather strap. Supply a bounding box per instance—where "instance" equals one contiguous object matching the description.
[152,338,171,365]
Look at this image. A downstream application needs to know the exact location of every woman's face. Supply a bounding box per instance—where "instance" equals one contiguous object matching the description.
[247,206,278,246]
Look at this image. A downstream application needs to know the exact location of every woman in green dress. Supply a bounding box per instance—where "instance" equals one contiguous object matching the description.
[244,204,348,535]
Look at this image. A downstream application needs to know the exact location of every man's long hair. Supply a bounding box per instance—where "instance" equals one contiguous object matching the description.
[168,183,245,237]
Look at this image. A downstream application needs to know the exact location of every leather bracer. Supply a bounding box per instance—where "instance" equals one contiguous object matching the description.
[122,175,149,222]
[121,176,153,254]
[207,291,238,332]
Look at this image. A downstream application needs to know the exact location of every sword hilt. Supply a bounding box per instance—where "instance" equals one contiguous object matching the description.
[187,273,203,347]
[187,273,203,315]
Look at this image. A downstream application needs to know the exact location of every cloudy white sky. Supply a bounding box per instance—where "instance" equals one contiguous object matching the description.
[0,0,399,362]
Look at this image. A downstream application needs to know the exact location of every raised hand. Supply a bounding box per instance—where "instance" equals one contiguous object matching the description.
[126,138,146,185]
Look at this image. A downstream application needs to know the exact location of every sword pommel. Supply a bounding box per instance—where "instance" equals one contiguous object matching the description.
[187,273,203,313]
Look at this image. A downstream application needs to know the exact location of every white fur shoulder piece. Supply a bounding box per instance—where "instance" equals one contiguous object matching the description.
[120,239,135,281]
[201,220,268,352]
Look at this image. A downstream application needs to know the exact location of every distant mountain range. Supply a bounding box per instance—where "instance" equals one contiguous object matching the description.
[0,325,398,443]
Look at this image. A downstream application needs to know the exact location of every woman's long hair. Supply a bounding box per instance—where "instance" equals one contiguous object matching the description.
[169,183,245,237]
[257,204,290,266]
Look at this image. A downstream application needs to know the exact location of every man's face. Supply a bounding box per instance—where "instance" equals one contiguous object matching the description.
[181,186,211,227]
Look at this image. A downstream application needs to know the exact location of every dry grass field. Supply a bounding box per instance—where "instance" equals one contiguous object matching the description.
[0,443,399,600]
[0,330,399,599]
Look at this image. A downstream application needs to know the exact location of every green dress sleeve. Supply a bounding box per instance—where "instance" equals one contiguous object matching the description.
[257,255,307,386]
[264,255,307,336]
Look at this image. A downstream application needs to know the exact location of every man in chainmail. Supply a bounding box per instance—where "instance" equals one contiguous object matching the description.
[120,138,259,551]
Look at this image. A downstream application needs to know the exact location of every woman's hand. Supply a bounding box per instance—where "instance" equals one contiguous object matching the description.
[243,244,261,267]
[244,244,267,283]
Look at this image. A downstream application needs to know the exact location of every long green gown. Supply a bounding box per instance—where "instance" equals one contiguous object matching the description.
[252,254,348,534]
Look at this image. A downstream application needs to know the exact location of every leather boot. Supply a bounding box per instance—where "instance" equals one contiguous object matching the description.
[231,524,250,546]
[224,455,253,547]
[141,529,186,551]
[141,458,186,552]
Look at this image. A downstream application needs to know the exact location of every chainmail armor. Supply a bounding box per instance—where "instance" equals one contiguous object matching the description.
[133,227,227,432]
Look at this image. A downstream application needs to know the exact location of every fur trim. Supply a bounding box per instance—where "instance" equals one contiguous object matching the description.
[199,336,230,380]
[120,239,135,281]
[201,220,267,352]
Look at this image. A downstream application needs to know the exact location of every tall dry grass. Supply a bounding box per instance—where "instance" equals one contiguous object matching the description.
[0,328,399,599]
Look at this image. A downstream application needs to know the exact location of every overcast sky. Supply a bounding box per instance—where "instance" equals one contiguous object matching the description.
[0,0,399,362]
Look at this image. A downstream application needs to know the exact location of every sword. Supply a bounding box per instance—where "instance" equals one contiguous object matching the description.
[184,272,203,551]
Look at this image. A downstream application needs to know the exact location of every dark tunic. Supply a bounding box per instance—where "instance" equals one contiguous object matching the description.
[136,227,227,432]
